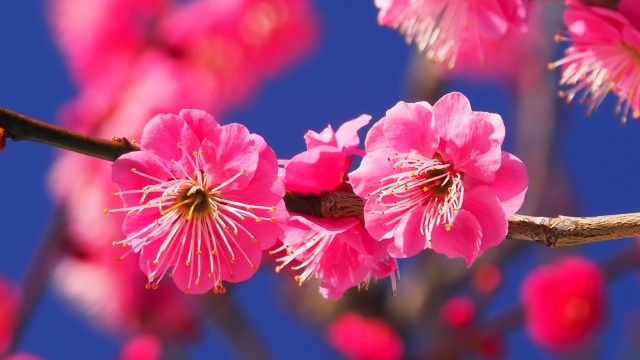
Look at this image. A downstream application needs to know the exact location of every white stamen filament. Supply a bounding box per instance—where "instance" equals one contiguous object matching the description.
[371,152,463,244]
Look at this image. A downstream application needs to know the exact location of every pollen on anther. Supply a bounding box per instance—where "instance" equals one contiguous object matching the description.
[104,208,110,214]
[152,283,158,289]
[270,217,276,222]
[114,257,122,262]
[184,288,189,294]
[275,266,282,273]
[250,264,257,270]
[131,168,137,172]
[270,206,276,211]
[231,258,237,264]
[197,250,202,255]
[145,283,151,289]
[195,279,200,286]
[230,274,236,280]
[153,260,159,264]
[251,237,257,243]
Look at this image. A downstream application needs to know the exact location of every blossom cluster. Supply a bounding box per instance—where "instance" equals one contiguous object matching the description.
[376,0,640,120]
[108,92,528,300]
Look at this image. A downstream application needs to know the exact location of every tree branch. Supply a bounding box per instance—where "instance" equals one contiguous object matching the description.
[2,106,638,248]
[0,106,138,161]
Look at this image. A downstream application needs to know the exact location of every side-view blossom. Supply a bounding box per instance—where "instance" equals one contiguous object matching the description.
[520,257,606,351]
[327,312,404,360]
[274,116,397,300]
[107,109,286,294]
[375,0,527,67]
[550,0,640,122]
[350,92,528,266]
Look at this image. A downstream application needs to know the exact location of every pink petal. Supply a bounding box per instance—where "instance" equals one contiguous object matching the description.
[387,208,429,258]
[367,101,437,155]
[305,125,338,150]
[461,186,508,254]
[474,0,509,39]
[289,214,360,234]
[140,113,197,165]
[201,123,259,190]
[179,109,221,141]
[443,115,502,183]
[112,151,170,207]
[492,152,528,216]
[430,210,482,267]
[335,114,371,153]
[284,146,347,194]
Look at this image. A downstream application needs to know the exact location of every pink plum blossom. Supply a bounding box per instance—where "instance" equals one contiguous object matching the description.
[0,275,21,355]
[350,92,528,266]
[119,334,163,360]
[327,312,404,360]
[49,0,167,85]
[520,257,606,351]
[274,116,398,300]
[550,0,640,122]
[441,296,476,328]
[108,109,286,294]
[375,0,527,67]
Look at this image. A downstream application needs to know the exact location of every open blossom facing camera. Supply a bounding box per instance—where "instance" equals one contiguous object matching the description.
[274,116,398,300]
[550,0,640,122]
[350,93,528,266]
[108,109,286,294]
[375,0,527,67]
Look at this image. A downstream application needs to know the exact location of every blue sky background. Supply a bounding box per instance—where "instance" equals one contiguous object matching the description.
[1,1,640,359]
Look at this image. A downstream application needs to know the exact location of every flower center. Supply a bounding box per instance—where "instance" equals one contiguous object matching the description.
[370,152,464,244]
[174,184,211,220]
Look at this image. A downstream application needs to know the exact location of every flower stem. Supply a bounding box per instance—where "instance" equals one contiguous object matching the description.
[7,211,68,355]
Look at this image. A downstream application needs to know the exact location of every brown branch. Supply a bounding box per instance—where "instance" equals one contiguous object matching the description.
[506,213,640,248]
[2,106,639,248]
[0,106,138,161]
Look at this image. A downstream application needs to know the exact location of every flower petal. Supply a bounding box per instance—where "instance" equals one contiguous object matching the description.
[430,210,482,267]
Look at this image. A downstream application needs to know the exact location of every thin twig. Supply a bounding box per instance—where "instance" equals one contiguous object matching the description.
[0,106,138,161]
[2,106,640,248]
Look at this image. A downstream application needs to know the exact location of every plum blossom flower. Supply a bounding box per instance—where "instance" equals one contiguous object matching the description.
[273,116,398,300]
[0,275,21,355]
[350,92,528,266]
[375,0,527,67]
[107,109,286,294]
[119,334,163,360]
[549,0,640,122]
[327,312,404,360]
[520,257,606,351]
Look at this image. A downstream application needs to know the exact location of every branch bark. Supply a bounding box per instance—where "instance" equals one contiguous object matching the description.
[0,106,138,161]
[2,106,639,248]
